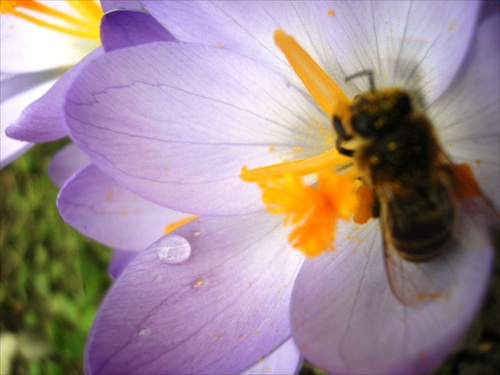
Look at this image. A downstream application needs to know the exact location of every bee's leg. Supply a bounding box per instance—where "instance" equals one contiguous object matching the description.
[336,138,355,157]
[333,116,352,141]
[332,116,355,157]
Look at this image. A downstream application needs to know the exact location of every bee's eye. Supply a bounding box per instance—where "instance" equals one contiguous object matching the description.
[351,112,374,137]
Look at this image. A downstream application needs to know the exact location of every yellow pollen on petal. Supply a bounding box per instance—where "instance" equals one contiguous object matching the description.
[3,0,102,39]
[257,170,359,257]
[163,215,199,235]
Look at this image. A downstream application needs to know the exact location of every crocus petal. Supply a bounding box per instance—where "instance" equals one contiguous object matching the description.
[1,69,61,102]
[100,10,176,53]
[241,338,302,375]
[316,1,480,103]
[65,42,328,215]
[1,70,65,167]
[429,14,500,206]
[1,2,100,74]
[108,249,139,279]
[140,0,351,95]
[85,214,304,374]
[291,216,494,374]
[48,143,91,187]
[479,1,500,23]
[6,47,104,143]
[101,0,145,13]
[57,163,190,251]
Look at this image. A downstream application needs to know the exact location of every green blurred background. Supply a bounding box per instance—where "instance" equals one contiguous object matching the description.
[1,141,111,374]
[1,141,498,374]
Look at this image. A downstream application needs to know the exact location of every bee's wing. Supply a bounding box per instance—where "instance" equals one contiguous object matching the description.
[382,230,456,307]
[379,183,497,308]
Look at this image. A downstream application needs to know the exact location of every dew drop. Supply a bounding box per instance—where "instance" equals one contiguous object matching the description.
[155,235,192,265]
[138,328,150,336]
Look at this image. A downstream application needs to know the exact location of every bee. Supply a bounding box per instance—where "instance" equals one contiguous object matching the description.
[333,70,498,306]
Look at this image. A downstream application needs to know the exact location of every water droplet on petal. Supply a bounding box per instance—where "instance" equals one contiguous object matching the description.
[138,328,149,336]
[155,235,192,265]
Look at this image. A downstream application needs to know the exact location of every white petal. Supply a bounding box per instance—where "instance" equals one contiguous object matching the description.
[1,2,100,73]
[317,1,480,103]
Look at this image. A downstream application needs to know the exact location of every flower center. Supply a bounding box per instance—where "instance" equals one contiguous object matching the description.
[1,0,102,39]
[240,30,370,257]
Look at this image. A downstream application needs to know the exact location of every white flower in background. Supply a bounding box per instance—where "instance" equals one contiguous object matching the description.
[1,0,102,167]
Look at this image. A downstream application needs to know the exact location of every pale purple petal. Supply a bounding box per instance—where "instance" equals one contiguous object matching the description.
[85,214,304,374]
[429,14,500,207]
[101,0,144,13]
[479,1,500,23]
[316,1,480,103]
[291,215,494,374]
[57,163,190,250]
[241,338,302,375]
[100,10,175,53]
[65,42,328,215]
[2,69,61,102]
[140,1,352,95]
[6,48,104,143]
[1,75,58,168]
[108,249,139,279]
[48,143,91,187]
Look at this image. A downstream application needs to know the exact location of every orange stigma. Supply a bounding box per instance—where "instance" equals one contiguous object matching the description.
[2,0,102,39]
[259,171,360,257]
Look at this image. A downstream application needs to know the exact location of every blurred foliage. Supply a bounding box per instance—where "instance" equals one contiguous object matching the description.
[0,141,111,374]
[0,141,498,374]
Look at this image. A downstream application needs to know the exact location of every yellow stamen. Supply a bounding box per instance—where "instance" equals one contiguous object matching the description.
[240,149,351,182]
[0,1,17,14]
[67,0,102,22]
[259,171,358,257]
[163,215,199,235]
[274,29,351,118]
[2,0,102,39]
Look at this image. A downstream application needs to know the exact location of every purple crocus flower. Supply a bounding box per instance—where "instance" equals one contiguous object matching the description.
[20,1,500,374]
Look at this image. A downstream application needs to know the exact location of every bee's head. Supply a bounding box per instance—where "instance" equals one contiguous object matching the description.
[349,89,413,138]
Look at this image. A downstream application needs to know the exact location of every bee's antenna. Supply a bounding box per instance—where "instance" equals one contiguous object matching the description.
[345,70,375,92]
